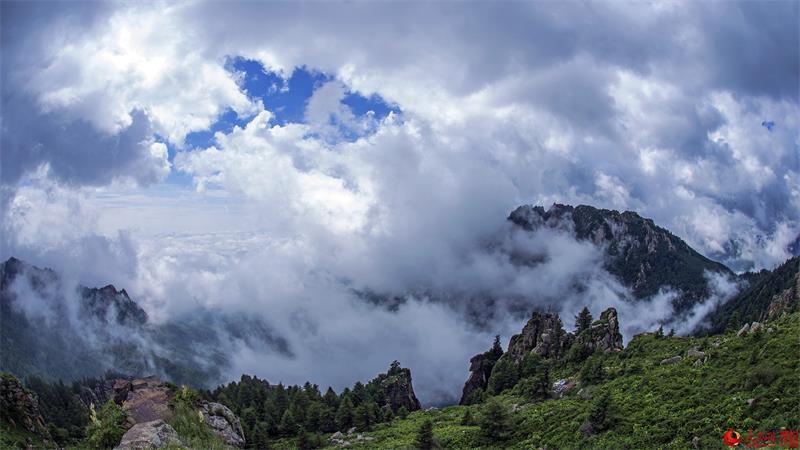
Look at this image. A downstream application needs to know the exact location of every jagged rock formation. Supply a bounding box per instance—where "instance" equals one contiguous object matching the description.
[0,373,51,441]
[508,204,733,311]
[575,308,623,353]
[356,362,421,412]
[460,307,623,402]
[374,363,421,412]
[506,312,570,362]
[460,354,498,405]
[114,419,183,450]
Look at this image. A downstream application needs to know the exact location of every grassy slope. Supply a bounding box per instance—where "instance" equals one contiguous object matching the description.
[274,312,799,449]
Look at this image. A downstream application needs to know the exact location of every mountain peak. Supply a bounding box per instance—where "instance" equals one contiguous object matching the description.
[508,203,732,311]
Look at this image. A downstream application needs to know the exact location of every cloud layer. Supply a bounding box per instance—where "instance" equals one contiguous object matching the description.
[1,1,798,403]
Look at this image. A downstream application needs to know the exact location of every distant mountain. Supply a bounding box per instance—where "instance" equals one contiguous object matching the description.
[509,204,734,312]
[0,257,286,388]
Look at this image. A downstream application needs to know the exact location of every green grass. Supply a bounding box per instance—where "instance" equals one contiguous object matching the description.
[300,312,800,449]
[0,421,52,450]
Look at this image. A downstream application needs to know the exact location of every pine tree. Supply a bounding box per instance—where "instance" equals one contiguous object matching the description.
[575,307,593,334]
[279,407,299,436]
[251,421,271,449]
[489,335,503,361]
[318,406,337,433]
[579,356,605,385]
[323,387,339,409]
[414,419,435,450]
[335,396,354,430]
[304,403,322,432]
[479,398,509,441]
[587,392,611,432]
[487,356,518,394]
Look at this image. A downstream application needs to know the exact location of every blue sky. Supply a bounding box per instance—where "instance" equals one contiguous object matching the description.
[184,58,399,149]
[168,59,399,187]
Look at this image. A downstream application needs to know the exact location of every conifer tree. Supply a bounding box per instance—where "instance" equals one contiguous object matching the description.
[335,396,354,430]
[414,419,435,450]
[575,307,593,334]
[479,398,509,441]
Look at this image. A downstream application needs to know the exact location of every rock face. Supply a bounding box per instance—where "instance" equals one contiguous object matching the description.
[576,308,623,353]
[460,339,503,405]
[380,366,421,412]
[114,419,183,450]
[200,401,245,447]
[506,312,569,362]
[0,373,51,440]
[120,377,174,427]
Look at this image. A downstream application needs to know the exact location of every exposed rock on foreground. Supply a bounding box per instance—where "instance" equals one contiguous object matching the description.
[114,419,183,450]
[101,376,246,448]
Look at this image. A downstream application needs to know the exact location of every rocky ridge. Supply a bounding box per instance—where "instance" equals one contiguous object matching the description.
[460,307,623,404]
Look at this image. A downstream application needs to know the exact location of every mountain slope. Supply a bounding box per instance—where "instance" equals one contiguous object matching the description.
[308,309,800,449]
[509,204,734,312]
[701,256,799,335]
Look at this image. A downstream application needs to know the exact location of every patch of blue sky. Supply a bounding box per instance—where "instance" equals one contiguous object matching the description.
[184,58,400,147]
[173,58,400,186]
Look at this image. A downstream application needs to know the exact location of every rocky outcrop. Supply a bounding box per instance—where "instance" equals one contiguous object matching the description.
[460,353,496,405]
[79,284,148,326]
[105,376,245,447]
[381,366,421,412]
[0,373,51,440]
[766,268,799,319]
[119,377,174,427]
[575,308,623,353]
[506,312,569,362]
[200,401,245,447]
[459,338,504,405]
[365,362,421,412]
[114,419,183,450]
[660,356,682,365]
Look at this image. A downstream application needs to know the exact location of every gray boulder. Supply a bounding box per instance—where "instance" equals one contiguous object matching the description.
[200,401,246,447]
[114,420,182,450]
[660,356,682,365]
[737,324,750,337]
[687,348,705,358]
[749,322,762,334]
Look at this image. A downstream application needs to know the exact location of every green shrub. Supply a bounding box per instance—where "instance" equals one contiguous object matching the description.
[85,400,126,449]
[747,364,780,389]
[168,395,228,450]
[579,355,605,385]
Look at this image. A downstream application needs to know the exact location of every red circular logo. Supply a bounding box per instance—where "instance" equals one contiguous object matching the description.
[723,428,741,447]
